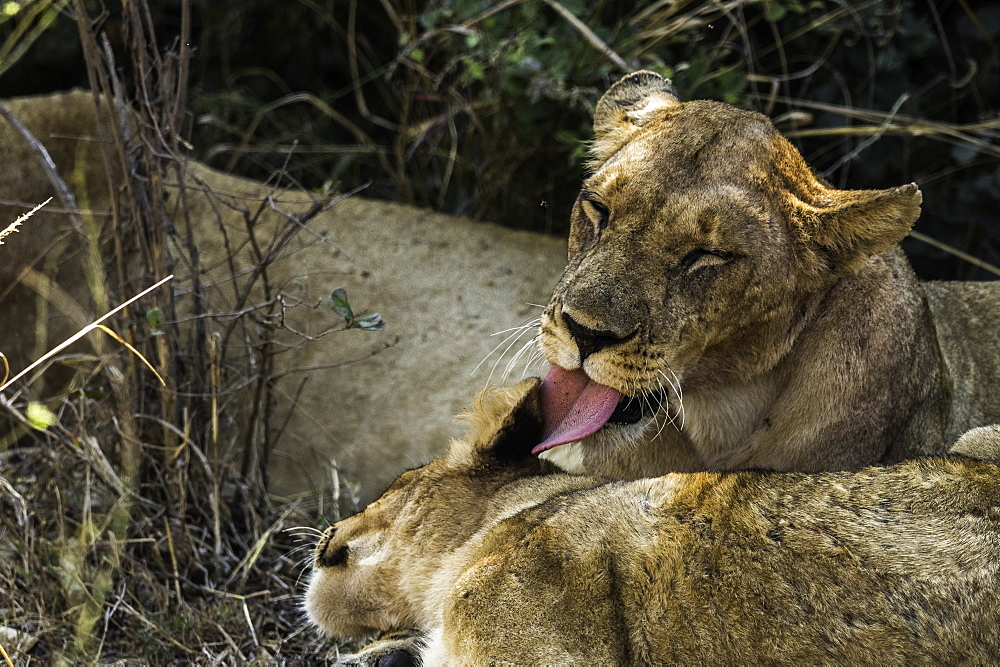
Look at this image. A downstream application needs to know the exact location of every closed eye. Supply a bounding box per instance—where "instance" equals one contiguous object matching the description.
[580,196,610,233]
[680,249,732,271]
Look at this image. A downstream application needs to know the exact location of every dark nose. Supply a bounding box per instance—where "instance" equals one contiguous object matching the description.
[375,651,417,667]
[315,526,349,568]
[562,311,636,361]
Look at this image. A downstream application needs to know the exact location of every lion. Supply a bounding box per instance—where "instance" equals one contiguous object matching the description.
[0,91,565,504]
[536,70,1000,479]
[305,378,1000,664]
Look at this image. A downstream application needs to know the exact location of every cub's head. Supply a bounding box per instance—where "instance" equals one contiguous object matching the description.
[304,378,548,638]
[539,71,922,450]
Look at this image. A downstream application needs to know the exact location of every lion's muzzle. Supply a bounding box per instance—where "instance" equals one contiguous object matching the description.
[562,310,638,362]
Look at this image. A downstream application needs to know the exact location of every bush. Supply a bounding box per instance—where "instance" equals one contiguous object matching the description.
[4,1,999,277]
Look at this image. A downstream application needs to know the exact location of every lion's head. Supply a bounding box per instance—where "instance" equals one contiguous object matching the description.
[536,71,922,468]
[304,378,550,639]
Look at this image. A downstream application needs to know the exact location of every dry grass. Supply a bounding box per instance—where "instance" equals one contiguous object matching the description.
[0,438,338,663]
[2,0,999,661]
[0,0,352,662]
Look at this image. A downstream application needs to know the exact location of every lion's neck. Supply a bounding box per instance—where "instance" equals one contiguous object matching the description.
[680,373,782,466]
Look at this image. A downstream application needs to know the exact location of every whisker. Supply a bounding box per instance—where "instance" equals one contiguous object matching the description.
[666,366,686,430]
[656,369,683,430]
[471,317,540,377]
[284,526,325,538]
[294,559,317,590]
[286,544,315,562]
[507,334,543,381]
[643,374,663,439]
[489,318,542,337]
[488,325,538,386]
[503,335,540,382]
[651,375,672,441]
[641,359,666,440]
[521,345,547,379]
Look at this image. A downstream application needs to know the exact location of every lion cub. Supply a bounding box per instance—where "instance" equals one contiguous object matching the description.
[306,379,1000,664]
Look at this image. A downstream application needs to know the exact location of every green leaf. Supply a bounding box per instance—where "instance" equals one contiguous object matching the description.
[419,9,442,30]
[765,1,787,21]
[146,307,164,335]
[353,313,386,331]
[27,401,57,431]
[462,58,485,82]
[554,129,581,146]
[329,288,354,321]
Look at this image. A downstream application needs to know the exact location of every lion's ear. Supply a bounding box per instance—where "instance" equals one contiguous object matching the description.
[448,378,544,466]
[591,70,680,165]
[792,183,921,277]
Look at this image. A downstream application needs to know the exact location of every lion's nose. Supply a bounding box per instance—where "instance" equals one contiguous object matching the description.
[562,311,637,361]
[314,525,343,565]
[316,535,350,568]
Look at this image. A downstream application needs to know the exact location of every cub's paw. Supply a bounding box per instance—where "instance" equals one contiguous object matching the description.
[339,631,422,666]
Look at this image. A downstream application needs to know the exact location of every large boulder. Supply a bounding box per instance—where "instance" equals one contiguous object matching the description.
[0,91,565,504]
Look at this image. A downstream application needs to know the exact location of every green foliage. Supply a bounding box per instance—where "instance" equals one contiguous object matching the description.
[121,0,996,274]
[330,287,386,331]
[390,0,632,227]
[0,0,69,78]
[328,287,354,321]
[145,306,165,335]
[3,2,1000,266]
[25,400,56,430]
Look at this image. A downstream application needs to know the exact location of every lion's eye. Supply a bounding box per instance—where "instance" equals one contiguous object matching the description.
[680,249,729,271]
[580,197,610,233]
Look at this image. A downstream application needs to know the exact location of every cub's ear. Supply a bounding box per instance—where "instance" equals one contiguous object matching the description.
[591,70,680,166]
[447,378,544,467]
[791,183,921,278]
[950,424,1000,462]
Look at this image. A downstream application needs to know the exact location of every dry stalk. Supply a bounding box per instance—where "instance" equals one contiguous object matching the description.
[541,0,631,73]
[0,104,85,236]
[0,197,51,244]
[2,0,391,660]
[0,275,173,393]
[908,231,1000,278]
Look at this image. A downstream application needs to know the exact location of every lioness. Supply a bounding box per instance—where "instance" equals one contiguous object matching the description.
[306,378,1000,663]
[0,91,565,503]
[537,71,1000,478]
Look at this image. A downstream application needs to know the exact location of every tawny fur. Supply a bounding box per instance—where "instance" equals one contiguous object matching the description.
[539,70,1000,478]
[306,379,1000,664]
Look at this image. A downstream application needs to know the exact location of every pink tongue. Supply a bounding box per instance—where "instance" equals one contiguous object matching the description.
[533,365,621,454]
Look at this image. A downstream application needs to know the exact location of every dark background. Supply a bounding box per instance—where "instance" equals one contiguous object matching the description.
[3,0,1000,279]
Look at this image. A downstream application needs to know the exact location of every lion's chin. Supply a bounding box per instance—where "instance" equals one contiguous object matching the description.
[606,389,667,425]
[539,409,665,473]
[594,415,660,448]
